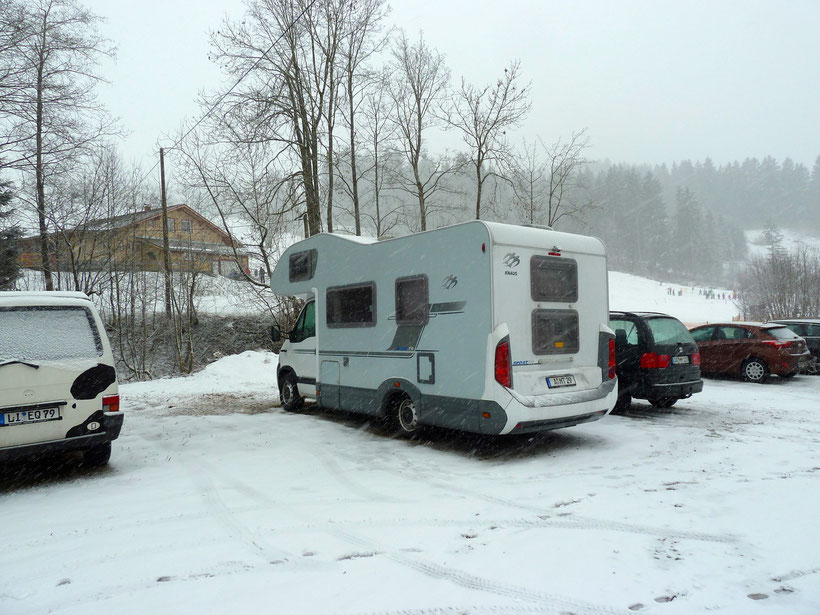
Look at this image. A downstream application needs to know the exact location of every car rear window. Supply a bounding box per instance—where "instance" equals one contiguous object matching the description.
[646,317,695,345]
[764,326,801,341]
[0,306,103,361]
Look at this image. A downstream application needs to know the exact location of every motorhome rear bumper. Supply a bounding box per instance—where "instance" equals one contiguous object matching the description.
[0,412,123,462]
[497,378,618,435]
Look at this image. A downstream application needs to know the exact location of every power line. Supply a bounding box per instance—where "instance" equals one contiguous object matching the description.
[135,0,319,193]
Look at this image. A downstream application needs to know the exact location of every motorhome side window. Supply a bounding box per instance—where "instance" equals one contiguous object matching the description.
[291,301,315,343]
[532,309,579,355]
[326,283,376,328]
[530,256,578,303]
[289,249,317,282]
[395,275,429,325]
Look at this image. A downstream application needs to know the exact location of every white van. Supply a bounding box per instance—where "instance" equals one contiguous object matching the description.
[270,221,617,436]
[0,291,123,466]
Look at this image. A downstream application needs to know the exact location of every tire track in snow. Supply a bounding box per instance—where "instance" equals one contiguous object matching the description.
[199,462,630,615]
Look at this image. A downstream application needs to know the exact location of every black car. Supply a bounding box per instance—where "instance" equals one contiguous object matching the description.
[768,319,820,374]
[609,311,703,410]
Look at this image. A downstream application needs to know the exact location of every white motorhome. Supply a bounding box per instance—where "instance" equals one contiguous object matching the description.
[270,221,617,436]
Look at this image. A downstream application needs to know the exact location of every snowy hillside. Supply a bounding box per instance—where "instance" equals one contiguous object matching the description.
[745,228,820,257]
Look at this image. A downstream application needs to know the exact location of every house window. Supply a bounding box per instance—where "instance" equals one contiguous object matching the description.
[326,282,376,328]
[395,275,428,325]
[532,309,579,355]
[167,218,175,232]
[181,219,192,233]
[289,249,317,282]
[531,256,578,303]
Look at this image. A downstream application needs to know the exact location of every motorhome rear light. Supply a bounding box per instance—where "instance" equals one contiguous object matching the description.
[494,339,512,388]
[548,251,562,256]
[102,394,120,412]
[640,352,670,369]
[481,243,485,253]
[608,338,616,379]
[692,352,701,366]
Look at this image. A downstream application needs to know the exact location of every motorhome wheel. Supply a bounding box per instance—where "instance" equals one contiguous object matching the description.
[280,373,304,411]
[395,396,420,436]
[82,442,112,467]
[648,397,677,408]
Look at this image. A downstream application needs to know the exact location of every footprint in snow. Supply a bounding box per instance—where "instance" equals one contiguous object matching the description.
[747,593,768,600]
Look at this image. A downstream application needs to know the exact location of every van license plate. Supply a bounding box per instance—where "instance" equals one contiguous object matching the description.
[0,407,61,427]
[671,356,690,365]
[547,375,576,388]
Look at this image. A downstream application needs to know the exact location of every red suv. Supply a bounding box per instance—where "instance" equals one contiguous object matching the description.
[688,322,811,382]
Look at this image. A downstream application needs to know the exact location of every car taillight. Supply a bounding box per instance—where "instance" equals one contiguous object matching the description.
[640,352,670,369]
[762,340,788,349]
[608,337,616,379]
[103,394,120,412]
[692,352,701,366]
[494,338,512,388]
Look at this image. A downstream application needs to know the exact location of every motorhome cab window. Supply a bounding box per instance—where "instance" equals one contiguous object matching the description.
[395,275,429,325]
[327,283,376,327]
[531,256,578,303]
[532,309,579,355]
[290,301,315,343]
[289,249,318,282]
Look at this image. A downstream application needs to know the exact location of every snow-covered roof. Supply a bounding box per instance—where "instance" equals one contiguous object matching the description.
[0,290,92,307]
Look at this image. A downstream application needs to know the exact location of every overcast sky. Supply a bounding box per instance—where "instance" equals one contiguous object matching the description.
[84,0,820,180]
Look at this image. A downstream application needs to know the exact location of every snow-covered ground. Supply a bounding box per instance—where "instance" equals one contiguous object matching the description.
[745,228,820,257]
[2,347,818,615]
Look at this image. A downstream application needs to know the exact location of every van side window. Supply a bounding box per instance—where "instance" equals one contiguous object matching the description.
[289,249,318,282]
[327,282,376,328]
[530,256,578,302]
[610,318,639,345]
[395,275,429,325]
[532,309,579,355]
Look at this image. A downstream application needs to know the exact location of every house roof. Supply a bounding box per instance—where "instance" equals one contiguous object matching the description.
[84,204,237,244]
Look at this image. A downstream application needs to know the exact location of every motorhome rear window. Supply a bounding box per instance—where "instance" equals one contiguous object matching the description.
[326,282,376,328]
[395,275,429,325]
[532,309,579,355]
[289,249,317,282]
[530,256,578,303]
[0,306,103,361]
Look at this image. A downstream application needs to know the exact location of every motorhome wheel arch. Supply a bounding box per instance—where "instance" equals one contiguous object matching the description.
[270,220,617,435]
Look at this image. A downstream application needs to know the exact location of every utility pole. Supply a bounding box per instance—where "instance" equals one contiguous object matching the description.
[160,148,172,319]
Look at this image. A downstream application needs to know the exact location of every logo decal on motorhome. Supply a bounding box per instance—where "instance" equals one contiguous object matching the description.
[442,275,458,289]
[503,252,520,267]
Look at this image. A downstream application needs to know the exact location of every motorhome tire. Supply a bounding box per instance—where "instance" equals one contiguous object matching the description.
[612,394,631,414]
[82,442,111,467]
[280,373,304,411]
[393,395,420,437]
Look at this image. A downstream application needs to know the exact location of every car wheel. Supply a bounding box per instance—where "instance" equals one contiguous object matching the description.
[742,358,769,383]
[392,394,421,437]
[279,372,304,412]
[612,394,632,413]
[82,442,112,467]
[648,397,678,408]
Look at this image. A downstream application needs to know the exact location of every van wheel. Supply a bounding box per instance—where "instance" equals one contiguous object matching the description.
[83,442,111,467]
[648,397,677,408]
[392,395,421,437]
[742,358,769,383]
[280,373,304,411]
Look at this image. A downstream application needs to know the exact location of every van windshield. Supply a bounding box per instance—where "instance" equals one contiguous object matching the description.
[0,306,103,362]
[646,317,694,345]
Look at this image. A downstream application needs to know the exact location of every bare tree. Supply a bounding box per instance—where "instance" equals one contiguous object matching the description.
[739,245,820,320]
[336,0,389,235]
[388,32,453,232]
[541,129,590,227]
[1,0,118,290]
[445,61,531,220]
[508,137,548,224]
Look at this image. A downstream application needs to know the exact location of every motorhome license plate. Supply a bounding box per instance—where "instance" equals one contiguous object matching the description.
[671,356,690,365]
[547,375,576,388]
[0,407,61,427]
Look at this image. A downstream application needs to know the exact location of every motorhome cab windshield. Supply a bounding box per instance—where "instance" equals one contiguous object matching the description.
[270,221,617,436]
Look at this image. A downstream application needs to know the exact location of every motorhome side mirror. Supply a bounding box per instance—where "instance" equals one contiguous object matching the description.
[270,325,281,343]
